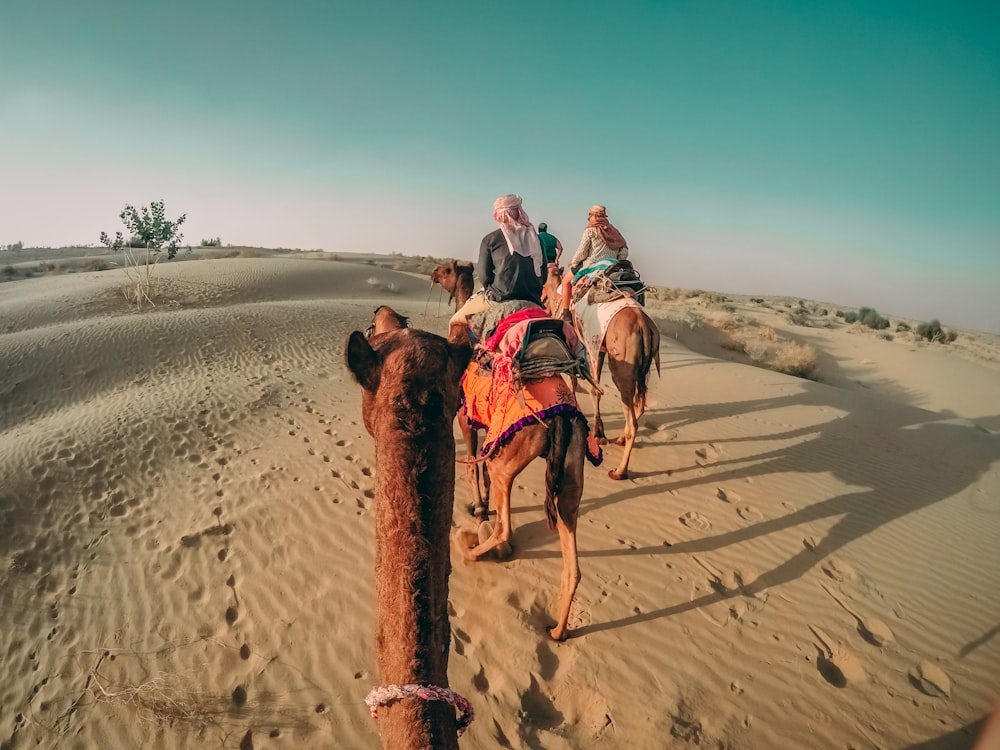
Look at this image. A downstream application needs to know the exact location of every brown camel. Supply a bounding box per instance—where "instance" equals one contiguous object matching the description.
[346,309,474,749]
[458,350,588,640]
[461,401,588,641]
[429,260,489,510]
[375,308,589,642]
[430,260,475,310]
[544,269,661,480]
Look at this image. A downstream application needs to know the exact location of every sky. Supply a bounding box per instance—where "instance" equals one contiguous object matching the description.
[1,1,998,331]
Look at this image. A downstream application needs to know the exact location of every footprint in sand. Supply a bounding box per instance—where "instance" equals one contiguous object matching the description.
[820,583,894,647]
[809,625,866,687]
[716,487,741,503]
[736,505,764,522]
[695,443,721,466]
[821,558,857,583]
[909,660,951,697]
[679,511,712,530]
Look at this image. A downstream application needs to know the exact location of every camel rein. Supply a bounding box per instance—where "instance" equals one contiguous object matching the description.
[365,683,475,735]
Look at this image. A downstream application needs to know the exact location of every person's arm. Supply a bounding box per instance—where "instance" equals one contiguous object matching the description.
[476,235,494,290]
[555,239,564,264]
[569,230,593,272]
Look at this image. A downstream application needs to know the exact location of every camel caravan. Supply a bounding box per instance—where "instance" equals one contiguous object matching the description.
[346,196,660,746]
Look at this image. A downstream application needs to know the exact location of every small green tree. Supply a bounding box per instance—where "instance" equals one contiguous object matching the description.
[99,200,187,309]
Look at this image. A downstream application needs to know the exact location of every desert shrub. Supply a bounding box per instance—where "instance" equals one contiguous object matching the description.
[722,303,736,313]
[99,199,187,309]
[842,310,859,324]
[750,297,765,304]
[83,259,113,272]
[916,319,957,343]
[835,310,845,319]
[2,265,15,277]
[772,342,818,379]
[1,241,24,251]
[787,310,810,327]
[743,340,770,362]
[366,276,400,294]
[858,307,890,330]
[877,331,894,341]
[200,237,222,247]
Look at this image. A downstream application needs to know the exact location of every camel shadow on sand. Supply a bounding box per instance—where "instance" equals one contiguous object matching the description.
[511,378,1000,638]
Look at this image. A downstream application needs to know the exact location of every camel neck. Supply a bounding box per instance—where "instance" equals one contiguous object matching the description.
[372,432,459,750]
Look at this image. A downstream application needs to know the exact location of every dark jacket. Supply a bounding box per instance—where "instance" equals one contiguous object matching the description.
[477,228,544,305]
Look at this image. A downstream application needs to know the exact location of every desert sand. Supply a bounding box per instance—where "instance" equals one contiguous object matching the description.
[1,250,998,749]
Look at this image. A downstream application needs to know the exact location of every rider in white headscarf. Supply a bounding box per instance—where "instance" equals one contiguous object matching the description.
[449,194,545,338]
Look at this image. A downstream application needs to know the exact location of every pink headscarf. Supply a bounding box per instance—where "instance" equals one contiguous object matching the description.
[587,204,628,251]
[493,194,543,275]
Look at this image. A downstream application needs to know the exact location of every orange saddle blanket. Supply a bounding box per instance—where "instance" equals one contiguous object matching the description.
[461,360,602,464]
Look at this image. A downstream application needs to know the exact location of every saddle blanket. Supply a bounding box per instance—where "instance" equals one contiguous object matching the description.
[461,361,602,465]
[573,294,642,377]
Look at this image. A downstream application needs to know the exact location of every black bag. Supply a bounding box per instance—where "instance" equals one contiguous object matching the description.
[602,260,645,305]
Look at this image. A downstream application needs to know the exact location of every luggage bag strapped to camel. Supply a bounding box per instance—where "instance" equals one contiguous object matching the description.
[585,259,647,306]
[514,318,587,382]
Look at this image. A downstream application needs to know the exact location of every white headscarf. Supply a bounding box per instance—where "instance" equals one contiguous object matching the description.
[493,194,543,276]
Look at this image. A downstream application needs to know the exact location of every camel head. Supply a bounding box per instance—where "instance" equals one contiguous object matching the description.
[366,305,409,338]
[347,309,472,439]
[430,260,475,306]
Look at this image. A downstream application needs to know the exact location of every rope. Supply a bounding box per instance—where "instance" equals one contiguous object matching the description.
[365,683,474,736]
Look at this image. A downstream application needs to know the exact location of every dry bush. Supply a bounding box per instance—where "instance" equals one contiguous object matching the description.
[366,276,400,294]
[83,258,113,273]
[743,340,770,363]
[771,342,818,379]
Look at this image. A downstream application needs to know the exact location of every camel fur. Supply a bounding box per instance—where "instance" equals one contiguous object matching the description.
[346,307,473,748]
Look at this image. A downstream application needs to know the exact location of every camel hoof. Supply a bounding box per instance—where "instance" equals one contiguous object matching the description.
[547,625,570,642]
[608,469,628,481]
[459,529,480,558]
[614,436,627,446]
[596,436,609,446]
[477,521,494,545]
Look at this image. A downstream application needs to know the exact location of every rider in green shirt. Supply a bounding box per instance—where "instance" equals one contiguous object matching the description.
[537,223,563,266]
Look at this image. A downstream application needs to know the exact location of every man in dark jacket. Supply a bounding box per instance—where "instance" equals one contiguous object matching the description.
[449,194,545,337]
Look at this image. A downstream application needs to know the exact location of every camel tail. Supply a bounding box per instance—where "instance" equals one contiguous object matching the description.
[544,413,573,530]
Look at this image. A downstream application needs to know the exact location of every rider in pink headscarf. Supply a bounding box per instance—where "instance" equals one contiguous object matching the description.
[449,194,546,339]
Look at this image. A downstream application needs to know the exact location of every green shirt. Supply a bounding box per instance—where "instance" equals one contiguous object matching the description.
[538,231,559,263]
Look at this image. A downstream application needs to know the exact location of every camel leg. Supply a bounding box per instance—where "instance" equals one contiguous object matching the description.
[548,419,585,640]
[592,351,607,441]
[548,517,581,641]
[463,434,540,561]
[464,474,513,561]
[458,413,488,519]
[608,357,638,481]
[609,400,638,481]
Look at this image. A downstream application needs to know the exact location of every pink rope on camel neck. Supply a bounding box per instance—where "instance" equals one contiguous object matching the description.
[365,683,475,736]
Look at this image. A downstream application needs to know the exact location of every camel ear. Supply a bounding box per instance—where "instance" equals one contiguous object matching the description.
[346,331,380,392]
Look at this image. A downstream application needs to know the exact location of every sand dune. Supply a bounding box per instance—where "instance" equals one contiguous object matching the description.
[1,254,998,749]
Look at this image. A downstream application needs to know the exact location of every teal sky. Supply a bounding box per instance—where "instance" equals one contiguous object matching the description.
[2,1,998,331]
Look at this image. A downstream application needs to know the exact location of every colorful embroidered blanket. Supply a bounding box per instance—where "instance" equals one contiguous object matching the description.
[462,361,602,465]
[572,294,640,377]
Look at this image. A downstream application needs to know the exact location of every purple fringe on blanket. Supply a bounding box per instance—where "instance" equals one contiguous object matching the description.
[479,403,603,466]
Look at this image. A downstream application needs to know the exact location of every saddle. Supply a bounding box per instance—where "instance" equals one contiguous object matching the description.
[514,318,582,382]
[587,260,646,306]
